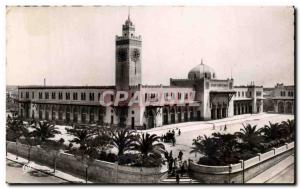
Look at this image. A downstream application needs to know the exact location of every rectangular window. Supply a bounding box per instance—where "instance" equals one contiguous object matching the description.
[185,93,188,100]
[89,93,94,101]
[238,92,240,97]
[98,93,101,101]
[145,93,148,101]
[20,92,23,98]
[111,94,114,102]
[52,92,56,99]
[81,92,86,100]
[66,92,70,100]
[58,92,63,100]
[25,92,29,99]
[150,93,155,99]
[178,92,181,100]
[73,92,78,100]
[256,91,262,96]
[32,92,35,99]
[45,92,49,99]
[39,92,42,99]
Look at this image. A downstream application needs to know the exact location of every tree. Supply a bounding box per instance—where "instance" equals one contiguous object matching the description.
[191,133,239,165]
[6,119,24,159]
[260,122,282,142]
[66,128,93,150]
[74,138,98,183]
[32,121,61,142]
[132,133,165,167]
[40,139,65,173]
[111,129,135,157]
[281,119,295,140]
[19,127,40,163]
[235,124,263,152]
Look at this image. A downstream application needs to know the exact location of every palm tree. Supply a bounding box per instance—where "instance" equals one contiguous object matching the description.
[190,135,220,160]
[6,119,24,159]
[260,122,282,141]
[32,121,61,142]
[111,129,135,156]
[40,139,65,173]
[281,119,295,140]
[67,128,93,150]
[19,127,39,163]
[132,133,165,157]
[235,124,263,152]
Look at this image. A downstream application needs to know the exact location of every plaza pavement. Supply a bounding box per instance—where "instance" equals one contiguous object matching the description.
[141,113,294,161]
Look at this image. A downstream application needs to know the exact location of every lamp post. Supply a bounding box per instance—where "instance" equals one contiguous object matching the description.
[228,164,232,184]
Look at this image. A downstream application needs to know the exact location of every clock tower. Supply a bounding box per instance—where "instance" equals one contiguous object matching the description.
[115,15,142,90]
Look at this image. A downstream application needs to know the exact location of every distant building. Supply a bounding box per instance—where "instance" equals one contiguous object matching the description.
[263,83,294,114]
[17,15,264,129]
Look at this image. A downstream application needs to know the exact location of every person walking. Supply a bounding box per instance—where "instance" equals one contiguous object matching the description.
[178,129,181,136]
[180,163,185,176]
[178,150,183,161]
[176,173,180,184]
[224,124,227,131]
[168,156,174,174]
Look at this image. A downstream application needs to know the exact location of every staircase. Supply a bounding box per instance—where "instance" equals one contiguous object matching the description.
[161,173,199,184]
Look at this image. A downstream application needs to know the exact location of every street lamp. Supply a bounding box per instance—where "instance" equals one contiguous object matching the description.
[228,164,232,183]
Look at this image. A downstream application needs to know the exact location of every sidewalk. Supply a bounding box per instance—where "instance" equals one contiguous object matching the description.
[247,154,294,183]
[6,153,92,183]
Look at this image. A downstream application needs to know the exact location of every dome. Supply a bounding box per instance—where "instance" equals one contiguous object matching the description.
[188,62,216,80]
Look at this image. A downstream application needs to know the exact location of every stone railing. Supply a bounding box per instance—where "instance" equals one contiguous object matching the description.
[6,141,168,183]
[189,142,294,183]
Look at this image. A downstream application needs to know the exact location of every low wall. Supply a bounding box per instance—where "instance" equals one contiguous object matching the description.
[6,141,168,183]
[189,142,294,183]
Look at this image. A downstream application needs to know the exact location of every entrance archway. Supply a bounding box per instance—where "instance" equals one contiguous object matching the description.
[286,102,293,114]
[170,108,175,123]
[278,101,284,113]
[184,107,188,121]
[163,108,168,125]
[148,110,155,129]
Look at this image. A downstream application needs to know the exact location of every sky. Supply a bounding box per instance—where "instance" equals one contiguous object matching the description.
[6,6,294,87]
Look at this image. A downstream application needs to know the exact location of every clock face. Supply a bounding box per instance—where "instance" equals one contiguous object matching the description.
[117,49,127,62]
[131,48,141,62]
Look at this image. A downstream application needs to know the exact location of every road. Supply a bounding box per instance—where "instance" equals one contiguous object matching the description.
[6,160,68,184]
[266,164,295,183]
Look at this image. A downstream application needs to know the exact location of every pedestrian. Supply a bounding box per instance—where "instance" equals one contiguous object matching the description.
[178,150,183,161]
[174,158,178,171]
[180,163,185,176]
[172,129,175,135]
[178,129,181,136]
[183,160,188,173]
[169,156,174,173]
[176,173,180,184]
[224,124,227,131]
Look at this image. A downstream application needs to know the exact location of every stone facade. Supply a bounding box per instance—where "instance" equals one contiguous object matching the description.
[17,16,264,129]
[263,83,294,114]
